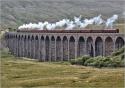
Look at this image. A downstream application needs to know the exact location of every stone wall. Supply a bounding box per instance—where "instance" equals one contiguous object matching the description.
[5,32,125,61]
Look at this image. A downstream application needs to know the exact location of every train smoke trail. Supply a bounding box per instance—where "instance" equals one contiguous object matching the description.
[105,14,118,28]
[18,14,118,30]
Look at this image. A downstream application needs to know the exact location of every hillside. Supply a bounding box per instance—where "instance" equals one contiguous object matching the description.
[1,0,125,29]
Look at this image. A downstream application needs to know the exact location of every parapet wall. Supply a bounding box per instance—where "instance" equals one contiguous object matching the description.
[17,29,119,33]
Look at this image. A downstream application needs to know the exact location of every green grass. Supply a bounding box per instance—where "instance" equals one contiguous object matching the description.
[1,49,124,88]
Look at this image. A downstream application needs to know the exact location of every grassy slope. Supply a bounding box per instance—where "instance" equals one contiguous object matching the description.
[1,0,125,29]
[1,49,124,88]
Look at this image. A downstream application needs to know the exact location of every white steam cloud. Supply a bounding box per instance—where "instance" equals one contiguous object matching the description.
[105,14,118,28]
[18,14,118,30]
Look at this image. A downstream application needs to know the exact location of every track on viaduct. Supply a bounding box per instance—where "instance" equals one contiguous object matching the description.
[5,29,125,61]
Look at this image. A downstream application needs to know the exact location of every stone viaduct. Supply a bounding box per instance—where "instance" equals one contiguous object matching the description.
[5,29,125,61]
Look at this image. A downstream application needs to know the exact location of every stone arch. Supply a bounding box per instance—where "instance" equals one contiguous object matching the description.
[10,35,14,55]
[95,37,103,56]
[21,35,24,40]
[25,35,29,57]
[16,35,17,38]
[5,34,8,39]
[11,35,15,55]
[115,37,124,50]
[51,36,56,61]
[15,35,17,39]
[7,34,10,48]
[9,34,11,50]
[78,36,85,57]
[27,35,30,57]
[56,36,62,61]
[11,34,15,55]
[63,36,68,61]
[14,34,16,38]
[86,37,94,57]
[15,35,17,38]
[69,36,75,60]
[21,35,23,39]
[39,36,45,61]
[10,34,12,49]
[20,35,24,57]
[31,35,34,58]
[41,36,44,40]
[45,36,50,61]
[18,35,21,56]
[105,37,113,56]
[9,34,11,51]
[34,35,39,59]
[18,35,21,39]
[15,35,18,56]
[10,34,11,38]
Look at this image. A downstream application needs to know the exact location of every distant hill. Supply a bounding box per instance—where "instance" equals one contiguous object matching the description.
[1,0,125,29]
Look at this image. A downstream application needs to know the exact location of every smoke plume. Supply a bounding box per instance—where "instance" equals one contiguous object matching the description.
[105,14,118,28]
[18,14,118,30]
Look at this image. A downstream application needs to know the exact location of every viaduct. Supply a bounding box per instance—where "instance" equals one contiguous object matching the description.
[5,29,125,61]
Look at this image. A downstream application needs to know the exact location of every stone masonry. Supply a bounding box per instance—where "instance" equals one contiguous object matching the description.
[5,30,125,61]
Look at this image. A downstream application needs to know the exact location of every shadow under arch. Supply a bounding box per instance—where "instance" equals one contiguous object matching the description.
[86,37,94,57]
[27,35,31,57]
[115,37,124,50]
[38,36,45,61]
[30,35,34,58]
[51,36,56,61]
[77,36,85,57]
[17,35,21,57]
[56,36,62,61]
[20,35,24,56]
[63,36,68,61]
[105,37,113,56]
[34,35,39,59]
[45,36,50,61]
[95,37,103,56]
[69,36,75,60]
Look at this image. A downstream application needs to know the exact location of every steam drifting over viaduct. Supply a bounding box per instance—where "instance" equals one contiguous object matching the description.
[5,29,125,61]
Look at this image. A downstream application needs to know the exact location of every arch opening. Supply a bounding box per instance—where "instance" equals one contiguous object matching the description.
[15,35,18,56]
[27,36,30,57]
[56,36,61,61]
[86,37,94,57]
[51,36,56,61]
[18,35,21,57]
[63,36,68,61]
[95,37,103,56]
[115,37,124,50]
[45,36,50,61]
[39,36,45,61]
[78,37,85,57]
[20,35,24,57]
[105,37,113,56]
[35,36,39,59]
[69,36,75,60]
[30,36,34,58]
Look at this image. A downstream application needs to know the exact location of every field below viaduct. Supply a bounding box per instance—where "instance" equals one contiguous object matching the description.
[1,48,124,88]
